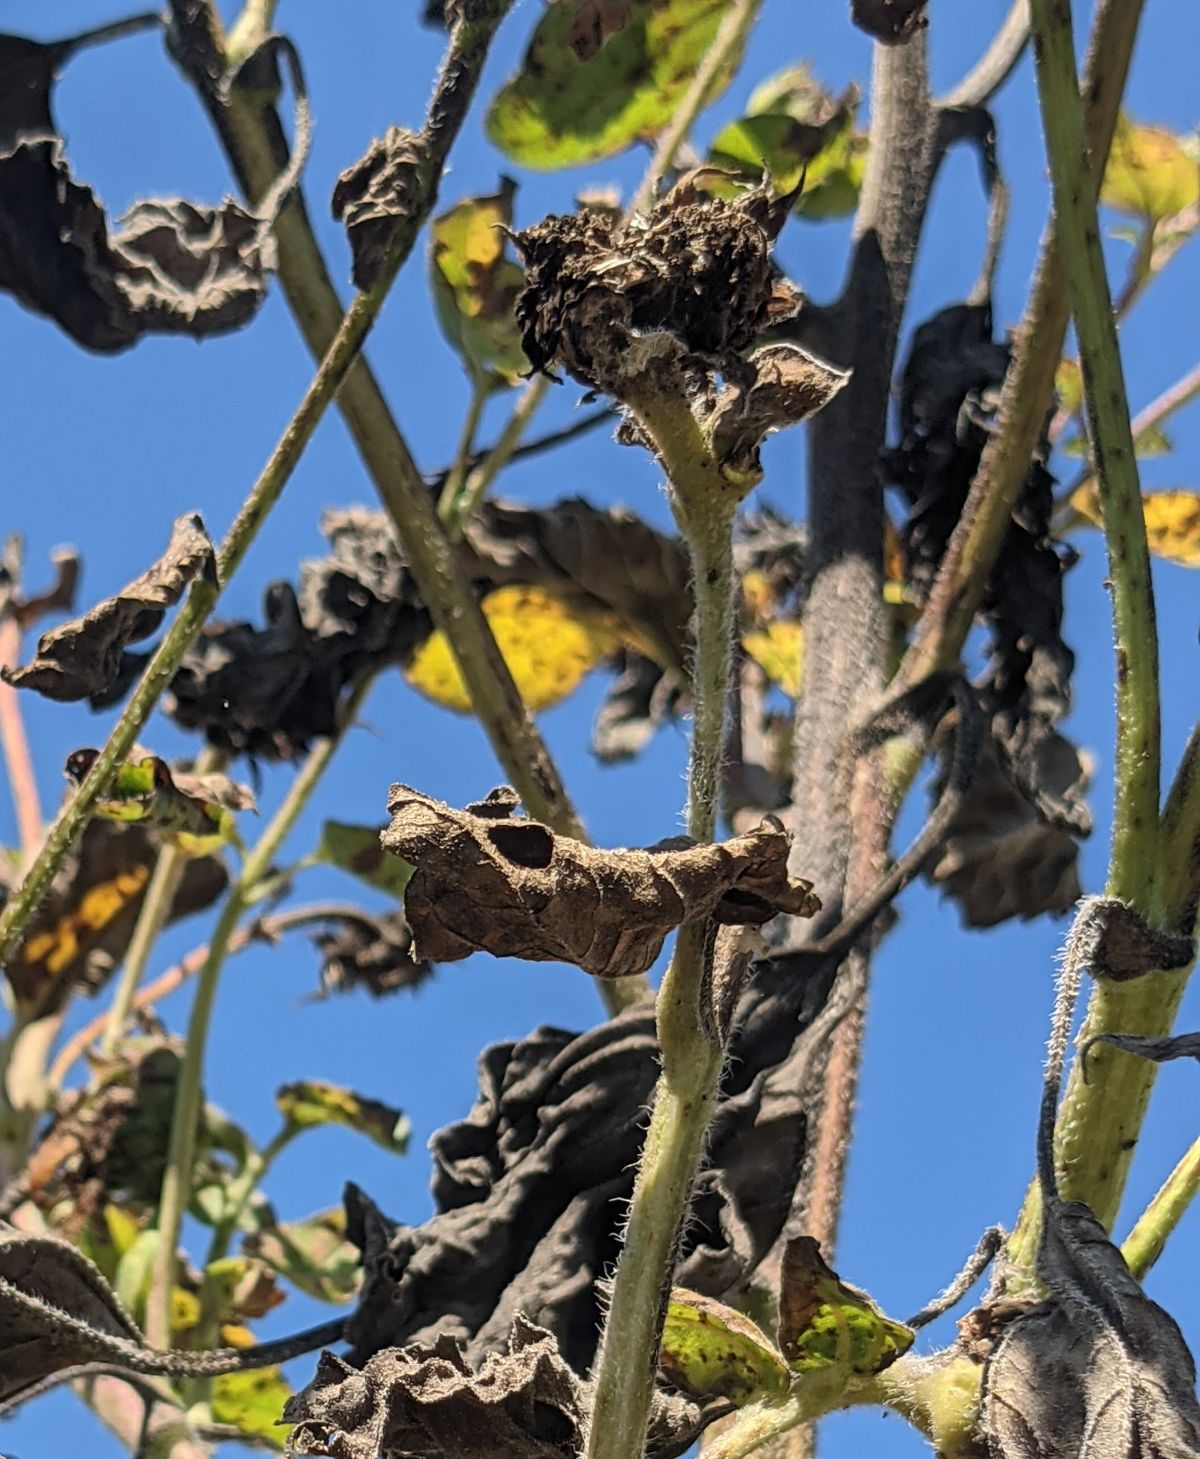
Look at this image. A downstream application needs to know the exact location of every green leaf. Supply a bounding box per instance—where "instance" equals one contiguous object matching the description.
[778,1237,913,1378]
[211,1367,292,1450]
[487,0,740,170]
[275,1080,410,1154]
[707,66,866,220]
[244,1207,361,1305]
[659,1289,790,1405]
[1133,423,1172,458]
[1101,115,1200,221]
[430,180,528,388]
[315,821,414,898]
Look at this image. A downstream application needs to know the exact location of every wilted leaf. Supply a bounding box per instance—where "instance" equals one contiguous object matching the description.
[708,67,867,220]
[204,1256,287,1322]
[316,822,415,898]
[381,784,818,979]
[212,1365,292,1448]
[778,1238,913,1378]
[245,1208,362,1306]
[430,180,527,387]
[590,650,686,763]
[3,515,215,702]
[1102,115,1200,221]
[286,1316,702,1459]
[659,1289,789,1404]
[404,585,622,713]
[332,126,422,290]
[310,908,433,999]
[487,0,740,170]
[850,0,928,43]
[276,1080,410,1155]
[65,749,253,855]
[1070,484,1200,568]
[0,821,226,1015]
[708,343,849,481]
[1083,1030,1200,1073]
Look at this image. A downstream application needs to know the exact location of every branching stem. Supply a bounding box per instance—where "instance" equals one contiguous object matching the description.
[1121,1132,1200,1279]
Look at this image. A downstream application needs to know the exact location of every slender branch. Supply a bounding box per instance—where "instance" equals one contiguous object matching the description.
[1121,1133,1200,1279]
[935,0,1030,111]
[0,556,42,860]
[98,845,189,1059]
[437,377,490,524]
[443,376,552,538]
[145,677,373,1347]
[1160,720,1200,933]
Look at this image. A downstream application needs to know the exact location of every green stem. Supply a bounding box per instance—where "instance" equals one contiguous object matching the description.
[145,677,372,1348]
[437,377,490,526]
[446,375,550,539]
[1160,720,1200,931]
[1121,1132,1200,1279]
[99,846,189,1060]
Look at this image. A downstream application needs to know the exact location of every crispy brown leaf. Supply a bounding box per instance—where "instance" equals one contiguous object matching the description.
[4,515,215,702]
[381,785,819,979]
[332,127,423,290]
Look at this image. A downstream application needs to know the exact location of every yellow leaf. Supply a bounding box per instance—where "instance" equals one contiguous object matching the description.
[1102,115,1200,221]
[1067,485,1200,567]
[743,621,804,697]
[404,585,622,712]
[1055,358,1084,417]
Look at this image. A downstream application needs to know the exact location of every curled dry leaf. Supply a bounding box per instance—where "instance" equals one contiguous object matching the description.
[708,343,850,481]
[850,0,928,44]
[1082,1031,1200,1078]
[1062,896,1195,983]
[381,784,819,979]
[777,1237,913,1378]
[3,515,215,702]
[310,909,432,1000]
[332,127,423,291]
[285,1316,703,1459]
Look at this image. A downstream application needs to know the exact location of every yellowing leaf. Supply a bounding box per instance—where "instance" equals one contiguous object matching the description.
[778,1237,913,1378]
[487,0,740,170]
[1102,115,1200,221]
[212,1366,292,1449]
[275,1080,410,1154]
[404,585,621,712]
[743,621,804,697]
[244,1208,361,1306]
[660,1289,790,1405]
[430,180,527,387]
[21,866,150,976]
[1055,358,1084,417]
[1069,484,1200,568]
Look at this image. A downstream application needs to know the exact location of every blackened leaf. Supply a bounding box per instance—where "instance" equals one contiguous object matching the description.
[332,127,422,291]
[4,516,215,701]
[0,821,226,1016]
[315,822,415,899]
[311,909,432,999]
[244,1208,362,1305]
[285,1316,703,1459]
[591,650,685,763]
[430,179,528,387]
[1083,1031,1200,1074]
[276,1081,410,1155]
[850,0,928,44]
[486,0,742,171]
[778,1238,912,1377]
[659,1290,789,1404]
[382,784,818,979]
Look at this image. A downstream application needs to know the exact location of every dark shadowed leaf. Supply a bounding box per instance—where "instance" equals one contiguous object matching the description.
[310,908,432,999]
[591,650,686,762]
[331,126,422,290]
[430,180,528,387]
[315,823,414,899]
[3,515,215,702]
[1083,1031,1200,1075]
[245,1208,362,1306]
[487,0,740,170]
[659,1290,789,1404]
[778,1238,912,1378]
[382,784,818,979]
[276,1081,410,1154]
[850,0,928,44]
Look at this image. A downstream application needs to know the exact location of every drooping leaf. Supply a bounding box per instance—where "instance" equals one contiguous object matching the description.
[276,1081,410,1155]
[1069,484,1200,567]
[64,749,254,855]
[244,1208,362,1306]
[659,1289,789,1405]
[487,0,741,170]
[430,179,528,387]
[1101,114,1200,222]
[331,126,422,290]
[850,0,928,44]
[212,1366,292,1449]
[381,784,818,979]
[204,1256,287,1322]
[0,821,226,1015]
[707,66,867,220]
[315,822,415,898]
[778,1237,913,1378]
[404,584,622,713]
[1083,1031,1200,1072]
[309,908,433,999]
[3,515,215,702]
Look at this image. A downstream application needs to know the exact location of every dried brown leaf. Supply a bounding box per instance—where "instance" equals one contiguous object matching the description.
[311,909,432,1000]
[709,343,850,477]
[332,127,423,290]
[4,515,215,702]
[381,785,819,979]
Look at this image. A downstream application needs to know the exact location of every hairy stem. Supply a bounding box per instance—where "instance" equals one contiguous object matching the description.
[1160,720,1200,933]
[145,679,371,1347]
[1121,1131,1200,1279]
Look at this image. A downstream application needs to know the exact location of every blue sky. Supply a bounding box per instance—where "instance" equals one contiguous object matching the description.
[1,2,1198,1456]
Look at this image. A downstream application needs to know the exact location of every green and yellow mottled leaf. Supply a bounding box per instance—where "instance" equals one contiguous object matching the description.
[1069,484,1200,567]
[742,621,804,697]
[431,180,528,387]
[1102,115,1200,221]
[1055,357,1084,418]
[244,1208,361,1306]
[778,1237,913,1378]
[315,822,414,899]
[404,584,622,713]
[212,1367,292,1450]
[275,1080,410,1154]
[487,0,740,170]
[660,1289,790,1405]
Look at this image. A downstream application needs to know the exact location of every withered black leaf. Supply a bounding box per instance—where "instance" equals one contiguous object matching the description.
[591,649,686,763]
[381,785,819,979]
[1083,1031,1200,1076]
[285,1316,702,1459]
[311,908,433,999]
[332,126,424,290]
[0,820,226,1016]
[4,515,215,702]
[850,0,928,44]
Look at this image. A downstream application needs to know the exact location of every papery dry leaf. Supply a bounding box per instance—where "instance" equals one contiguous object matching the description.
[590,650,686,762]
[709,344,850,480]
[381,784,819,979]
[332,127,423,290]
[285,1316,702,1459]
[4,516,215,702]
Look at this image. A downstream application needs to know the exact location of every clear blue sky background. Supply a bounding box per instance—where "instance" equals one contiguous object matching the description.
[1,2,1197,1456]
